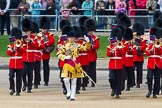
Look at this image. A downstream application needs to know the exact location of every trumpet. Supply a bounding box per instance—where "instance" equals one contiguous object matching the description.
[116,41,123,49]
[15,39,22,48]
[154,39,161,48]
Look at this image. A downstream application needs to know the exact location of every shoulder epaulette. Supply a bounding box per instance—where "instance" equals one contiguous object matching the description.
[107,45,111,48]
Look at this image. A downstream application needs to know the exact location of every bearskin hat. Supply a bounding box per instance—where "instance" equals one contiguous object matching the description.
[118,16,131,27]
[153,10,162,22]
[22,18,33,32]
[154,18,162,28]
[31,22,39,33]
[80,25,88,36]
[11,27,22,40]
[150,27,161,39]
[62,25,75,37]
[59,19,71,31]
[84,19,96,32]
[110,27,122,41]
[159,28,162,38]
[73,26,83,38]
[132,22,145,35]
[116,12,127,22]
[117,25,126,38]
[40,17,50,29]
[79,16,89,26]
[124,28,133,41]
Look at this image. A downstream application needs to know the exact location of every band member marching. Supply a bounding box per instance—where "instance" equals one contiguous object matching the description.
[78,25,90,91]
[21,18,35,93]
[57,19,71,94]
[116,14,131,91]
[107,27,125,98]
[73,26,91,93]
[32,22,45,89]
[132,22,147,88]
[145,27,162,98]
[123,28,135,91]
[154,17,162,94]
[56,25,88,101]
[40,16,55,86]
[84,18,100,87]
[7,28,25,96]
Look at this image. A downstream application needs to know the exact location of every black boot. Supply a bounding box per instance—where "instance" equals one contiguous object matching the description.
[146,91,151,98]
[136,84,140,88]
[126,87,130,91]
[34,85,38,89]
[27,89,31,93]
[153,94,157,98]
[111,90,115,97]
[115,95,120,98]
[16,92,20,96]
[44,82,48,86]
[22,85,26,91]
[10,90,15,95]
[63,89,67,95]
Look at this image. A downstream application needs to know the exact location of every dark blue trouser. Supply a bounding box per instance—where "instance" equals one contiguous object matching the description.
[9,68,22,93]
[43,59,50,83]
[126,66,135,88]
[34,60,41,85]
[23,62,34,90]
[134,61,144,84]
[147,66,160,95]
[109,69,122,95]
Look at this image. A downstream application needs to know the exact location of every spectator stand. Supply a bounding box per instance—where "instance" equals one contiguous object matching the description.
[5,8,160,33]
[129,9,160,31]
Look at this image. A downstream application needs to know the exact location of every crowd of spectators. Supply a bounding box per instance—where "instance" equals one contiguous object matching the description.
[1,0,162,34]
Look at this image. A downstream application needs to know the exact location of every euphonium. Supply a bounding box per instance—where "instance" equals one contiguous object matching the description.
[154,39,161,48]
[15,39,22,48]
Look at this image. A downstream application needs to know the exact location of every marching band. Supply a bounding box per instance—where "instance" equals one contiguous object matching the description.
[6,11,162,100]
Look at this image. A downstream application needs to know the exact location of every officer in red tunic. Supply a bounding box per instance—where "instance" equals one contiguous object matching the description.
[7,28,25,96]
[40,17,55,86]
[57,19,71,94]
[123,28,135,91]
[132,22,147,88]
[21,18,35,93]
[78,25,90,90]
[107,27,125,98]
[31,22,45,89]
[117,25,126,91]
[145,27,162,98]
[117,15,131,91]
[73,25,90,93]
[84,18,100,87]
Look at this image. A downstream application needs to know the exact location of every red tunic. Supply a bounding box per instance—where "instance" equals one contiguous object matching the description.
[107,44,125,69]
[77,37,89,66]
[145,44,162,69]
[88,35,100,62]
[22,35,36,62]
[133,40,147,62]
[33,36,45,62]
[124,42,135,67]
[7,43,25,69]
[42,32,55,60]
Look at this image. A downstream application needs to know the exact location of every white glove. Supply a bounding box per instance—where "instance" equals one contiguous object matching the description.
[65,55,71,59]
[84,35,90,42]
